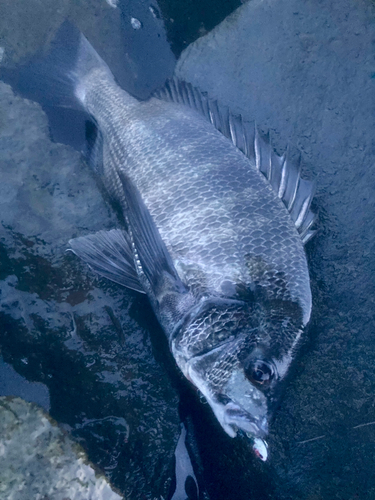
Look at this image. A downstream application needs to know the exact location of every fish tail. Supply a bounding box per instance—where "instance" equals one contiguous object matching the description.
[16,21,114,111]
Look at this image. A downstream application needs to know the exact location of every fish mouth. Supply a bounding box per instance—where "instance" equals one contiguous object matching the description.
[223,403,268,439]
[221,403,269,461]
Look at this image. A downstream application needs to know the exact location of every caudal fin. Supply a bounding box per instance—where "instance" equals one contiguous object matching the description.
[14,21,114,111]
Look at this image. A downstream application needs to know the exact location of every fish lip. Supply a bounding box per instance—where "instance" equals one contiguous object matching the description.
[224,404,268,439]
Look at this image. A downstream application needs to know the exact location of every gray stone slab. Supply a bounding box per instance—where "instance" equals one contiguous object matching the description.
[0,397,123,500]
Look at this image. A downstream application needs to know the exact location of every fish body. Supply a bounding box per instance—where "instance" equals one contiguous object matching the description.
[40,23,316,458]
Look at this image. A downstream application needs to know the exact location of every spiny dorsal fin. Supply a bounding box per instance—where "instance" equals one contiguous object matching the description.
[154,78,316,244]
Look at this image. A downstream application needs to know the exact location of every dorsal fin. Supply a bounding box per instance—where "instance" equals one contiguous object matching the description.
[154,78,316,244]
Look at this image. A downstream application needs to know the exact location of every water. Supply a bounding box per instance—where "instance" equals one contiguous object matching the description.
[1,0,375,499]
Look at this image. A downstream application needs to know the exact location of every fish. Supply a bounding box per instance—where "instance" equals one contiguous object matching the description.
[31,22,316,461]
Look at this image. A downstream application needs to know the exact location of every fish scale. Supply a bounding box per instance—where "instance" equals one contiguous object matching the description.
[84,77,311,325]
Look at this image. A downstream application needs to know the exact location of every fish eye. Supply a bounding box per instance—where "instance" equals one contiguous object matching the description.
[245,360,274,386]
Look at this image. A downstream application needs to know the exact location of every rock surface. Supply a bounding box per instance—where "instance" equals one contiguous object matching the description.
[0,397,123,500]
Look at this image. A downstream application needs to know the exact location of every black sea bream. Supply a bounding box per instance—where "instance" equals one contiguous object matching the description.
[41,23,316,460]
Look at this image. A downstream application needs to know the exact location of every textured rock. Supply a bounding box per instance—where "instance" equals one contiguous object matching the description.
[0,397,123,500]
[0,81,113,258]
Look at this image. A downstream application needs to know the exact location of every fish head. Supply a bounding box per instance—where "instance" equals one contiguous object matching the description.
[187,342,275,440]
[176,298,304,460]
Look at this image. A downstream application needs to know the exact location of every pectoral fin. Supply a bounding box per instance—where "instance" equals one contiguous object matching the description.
[68,229,145,293]
[117,170,187,296]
